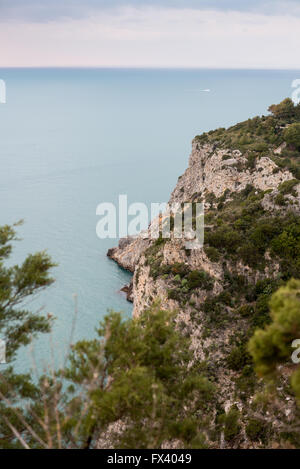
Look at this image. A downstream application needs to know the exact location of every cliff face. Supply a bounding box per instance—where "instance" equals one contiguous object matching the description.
[110,141,299,315]
[108,105,300,448]
[170,142,294,203]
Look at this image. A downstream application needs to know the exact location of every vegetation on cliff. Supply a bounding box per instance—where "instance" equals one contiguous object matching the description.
[132,99,300,448]
[195,97,300,180]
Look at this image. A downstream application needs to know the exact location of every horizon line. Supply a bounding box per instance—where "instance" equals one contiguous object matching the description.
[1,66,300,71]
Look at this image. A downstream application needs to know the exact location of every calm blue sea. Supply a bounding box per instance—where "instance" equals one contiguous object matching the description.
[0,68,298,371]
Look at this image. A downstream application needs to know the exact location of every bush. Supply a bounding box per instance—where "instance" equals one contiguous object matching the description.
[246,153,257,169]
[218,290,232,306]
[283,123,300,150]
[222,154,232,160]
[203,297,222,315]
[278,179,298,196]
[167,288,181,301]
[248,279,300,384]
[223,407,241,442]
[268,98,295,119]
[238,243,261,268]
[246,419,269,443]
[206,228,242,254]
[237,304,254,317]
[187,270,214,291]
[170,263,189,277]
[227,344,251,371]
[250,142,268,153]
[274,193,286,206]
[204,246,220,262]
[271,218,300,264]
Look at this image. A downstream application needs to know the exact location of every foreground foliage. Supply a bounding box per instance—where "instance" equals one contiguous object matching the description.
[0,222,55,448]
[0,225,215,448]
[249,279,300,398]
[62,305,214,449]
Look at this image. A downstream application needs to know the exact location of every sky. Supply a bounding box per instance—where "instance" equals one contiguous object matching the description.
[0,0,300,68]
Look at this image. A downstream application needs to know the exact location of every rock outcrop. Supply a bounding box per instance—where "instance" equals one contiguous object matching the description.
[107,236,149,273]
[109,141,300,317]
[170,142,293,204]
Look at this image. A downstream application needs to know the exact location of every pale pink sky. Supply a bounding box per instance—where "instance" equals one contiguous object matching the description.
[1,4,300,68]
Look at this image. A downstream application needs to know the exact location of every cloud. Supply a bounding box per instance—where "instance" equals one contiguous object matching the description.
[0,6,300,68]
[1,0,300,22]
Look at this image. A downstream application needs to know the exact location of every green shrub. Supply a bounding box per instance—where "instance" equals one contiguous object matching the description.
[283,123,300,150]
[204,246,220,262]
[238,243,262,268]
[241,184,255,197]
[170,263,189,277]
[187,270,214,291]
[237,304,254,318]
[250,142,268,152]
[227,344,251,371]
[246,419,269,443]
[278,179,298,196]
[218,290,233,306]
[268,98,295,119]
[249,279,300,383]
[167,288,181,301]
[203,297,222,315]
[246,153,257,169]
[223,407,241,442]
[274,193,286,206]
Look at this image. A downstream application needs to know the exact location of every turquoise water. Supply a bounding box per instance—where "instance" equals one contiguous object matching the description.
[0,68,299,371]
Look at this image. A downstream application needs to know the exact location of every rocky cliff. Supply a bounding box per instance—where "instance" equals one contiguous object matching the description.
[109,141,299,313]
[108,100,300,448]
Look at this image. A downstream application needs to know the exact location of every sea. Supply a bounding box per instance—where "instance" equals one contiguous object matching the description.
[0,67,298,372]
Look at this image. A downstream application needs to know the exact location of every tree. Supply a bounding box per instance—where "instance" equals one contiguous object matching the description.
[248,279,300,398]
[60,305,215,449]
[0,222,56,448]
[0,303,215,449]
[283,123,300,150]
[268,98,295,119]
[0,223,214,450]
[0,222,56,361]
